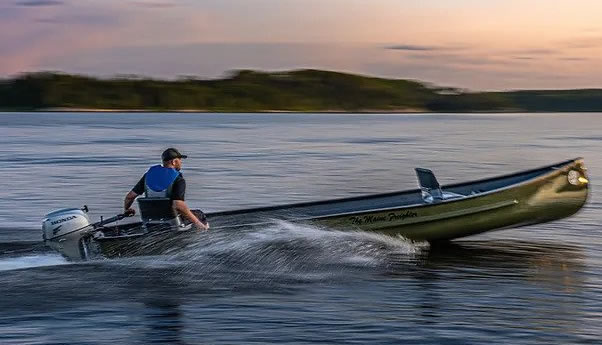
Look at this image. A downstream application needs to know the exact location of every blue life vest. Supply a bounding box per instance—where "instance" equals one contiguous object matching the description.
[144,165,181,198]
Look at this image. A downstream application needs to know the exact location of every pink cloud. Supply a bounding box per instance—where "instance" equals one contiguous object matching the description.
[0,1,218,76]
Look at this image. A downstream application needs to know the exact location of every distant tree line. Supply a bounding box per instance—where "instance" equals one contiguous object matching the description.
[0,69,601,112]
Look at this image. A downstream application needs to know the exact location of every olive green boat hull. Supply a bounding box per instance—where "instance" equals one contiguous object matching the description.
[318,160,588,241]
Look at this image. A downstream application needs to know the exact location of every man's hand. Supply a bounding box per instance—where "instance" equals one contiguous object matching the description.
[174,200,210,231]
[194,221,209,231]
[124,208,136,216]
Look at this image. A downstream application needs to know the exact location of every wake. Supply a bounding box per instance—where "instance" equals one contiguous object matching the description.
[0,221,427,280]
[0,254,68,272]
[109,220,428,282]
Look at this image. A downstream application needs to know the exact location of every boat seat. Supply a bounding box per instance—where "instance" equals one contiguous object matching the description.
[137,197,186,231]
[415,168,464,203]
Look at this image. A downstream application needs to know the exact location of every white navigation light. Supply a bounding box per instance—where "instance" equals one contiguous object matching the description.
[567,170,587,185]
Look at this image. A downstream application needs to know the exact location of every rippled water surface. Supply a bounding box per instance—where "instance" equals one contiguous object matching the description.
[1,112,601,344]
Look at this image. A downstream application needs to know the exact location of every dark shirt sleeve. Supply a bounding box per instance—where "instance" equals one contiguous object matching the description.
[171,176,186,201]
[131,174,146,195]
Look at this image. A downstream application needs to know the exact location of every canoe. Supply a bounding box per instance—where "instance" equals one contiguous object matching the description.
[42,158,589,260]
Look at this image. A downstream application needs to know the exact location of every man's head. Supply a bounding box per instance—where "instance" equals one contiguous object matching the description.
[161,148,187,171]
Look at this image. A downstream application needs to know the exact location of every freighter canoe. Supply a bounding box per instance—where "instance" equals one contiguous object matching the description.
[43,158,589,260]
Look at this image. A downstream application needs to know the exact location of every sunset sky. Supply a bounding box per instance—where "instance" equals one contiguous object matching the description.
[2,0,601,90]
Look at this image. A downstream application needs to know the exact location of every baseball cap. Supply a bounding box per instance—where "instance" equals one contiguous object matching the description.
[161,148,188,161]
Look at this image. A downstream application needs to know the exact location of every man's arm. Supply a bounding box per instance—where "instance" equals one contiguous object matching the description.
[123,191,138,215]
[124,175,145,215]
[174,200,209,230]
[171,176,209,230]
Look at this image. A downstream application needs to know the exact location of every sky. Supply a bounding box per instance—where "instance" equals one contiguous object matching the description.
[1,0,602,90]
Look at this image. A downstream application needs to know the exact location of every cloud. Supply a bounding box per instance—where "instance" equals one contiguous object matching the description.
[405,53,504,67]
[559,57,588,61]
[385,44,439,51]
[564,36,602,49]
[512,56,536,60]
[14,0,63,6]
[0,1,129,76]
[34,13,119,26]
[510,48,557,55]
[131,1,177,8]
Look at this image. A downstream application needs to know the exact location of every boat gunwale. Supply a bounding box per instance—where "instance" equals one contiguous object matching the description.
[206,157,584,218]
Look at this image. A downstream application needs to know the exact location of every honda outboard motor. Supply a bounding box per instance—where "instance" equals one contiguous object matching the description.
[42,207,92,260]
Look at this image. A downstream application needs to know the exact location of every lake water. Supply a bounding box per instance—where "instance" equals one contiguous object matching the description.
[0,112,601,344]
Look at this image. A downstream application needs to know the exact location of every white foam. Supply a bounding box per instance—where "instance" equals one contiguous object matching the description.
[90,221,428,280]
[0,254,69,272]
[174,220,427,268]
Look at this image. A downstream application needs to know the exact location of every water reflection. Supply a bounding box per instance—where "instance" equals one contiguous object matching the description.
[0,236,594,344]
[421,239,585,287]
[142,301,187,345]
[383,240,587,336]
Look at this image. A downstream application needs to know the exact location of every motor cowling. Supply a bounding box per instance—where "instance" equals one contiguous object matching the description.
[42,208,91,242]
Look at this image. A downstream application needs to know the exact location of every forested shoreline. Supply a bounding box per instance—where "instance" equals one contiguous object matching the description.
[1,69,601,112]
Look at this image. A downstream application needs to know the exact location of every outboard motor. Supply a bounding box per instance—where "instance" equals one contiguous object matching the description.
[42,207,92,260]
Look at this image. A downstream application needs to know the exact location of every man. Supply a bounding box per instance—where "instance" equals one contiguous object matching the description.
[123,148,209,231]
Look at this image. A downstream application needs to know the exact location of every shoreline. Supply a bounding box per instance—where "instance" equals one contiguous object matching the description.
[2,108,599,114]
[3,107,428,113]
[4,70,602,113]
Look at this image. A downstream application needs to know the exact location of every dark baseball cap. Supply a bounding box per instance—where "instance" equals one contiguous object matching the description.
[162,148,188,161]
